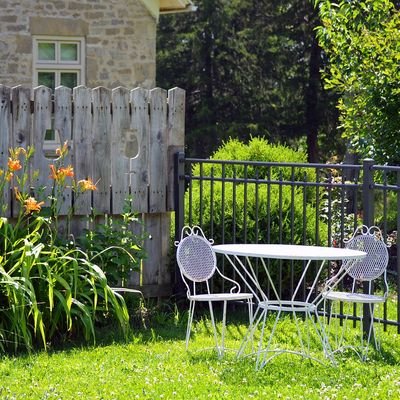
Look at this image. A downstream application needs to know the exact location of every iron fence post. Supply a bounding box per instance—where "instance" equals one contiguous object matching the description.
[397,172,400,334]
[362,158,375,339]
[174,151,186,296]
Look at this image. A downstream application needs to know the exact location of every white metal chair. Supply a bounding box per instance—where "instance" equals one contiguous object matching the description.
[175,226,253,356]
[322,225,389,360]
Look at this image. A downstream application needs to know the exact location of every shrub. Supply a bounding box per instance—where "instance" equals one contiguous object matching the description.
[187,137,327,246]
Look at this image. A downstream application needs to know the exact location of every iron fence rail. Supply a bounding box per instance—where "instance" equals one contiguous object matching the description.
[175,153,400,332]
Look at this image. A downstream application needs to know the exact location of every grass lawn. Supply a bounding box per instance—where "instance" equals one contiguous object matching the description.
[1,308,400,400]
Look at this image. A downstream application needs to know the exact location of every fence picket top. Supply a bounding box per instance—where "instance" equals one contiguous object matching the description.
[11,86,31,149]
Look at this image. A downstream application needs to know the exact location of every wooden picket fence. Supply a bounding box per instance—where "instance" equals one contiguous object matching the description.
[0,84,185,297]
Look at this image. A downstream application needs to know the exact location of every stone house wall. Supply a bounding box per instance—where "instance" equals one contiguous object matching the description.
[0,0,157,89]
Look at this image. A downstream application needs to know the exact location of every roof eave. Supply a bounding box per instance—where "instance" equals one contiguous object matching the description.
[160,3,197,15]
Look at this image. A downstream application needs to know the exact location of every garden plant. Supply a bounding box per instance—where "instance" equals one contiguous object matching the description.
[0,143,144,352]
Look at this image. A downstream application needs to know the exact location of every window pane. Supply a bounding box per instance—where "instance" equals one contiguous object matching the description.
[38,43,55,61]
[45,129,55,141]
[60,43,78,61]
[60,72,78,88]
[38,72,55,90]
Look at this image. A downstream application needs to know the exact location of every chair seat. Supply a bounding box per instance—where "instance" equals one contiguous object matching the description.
[322,291,386,304]
[189,293,253,302]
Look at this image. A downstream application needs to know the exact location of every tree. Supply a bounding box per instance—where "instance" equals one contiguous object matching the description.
[157,0,340,161]
[315,0,400,165]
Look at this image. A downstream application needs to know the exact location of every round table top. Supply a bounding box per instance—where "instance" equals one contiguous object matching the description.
[212,243,366,261]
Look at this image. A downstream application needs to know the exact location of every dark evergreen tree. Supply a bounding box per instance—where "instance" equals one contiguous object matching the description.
[157,0,340,161]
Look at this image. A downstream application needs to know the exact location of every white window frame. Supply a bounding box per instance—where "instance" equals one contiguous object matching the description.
[33,36,86,88]
[33,36,85,154]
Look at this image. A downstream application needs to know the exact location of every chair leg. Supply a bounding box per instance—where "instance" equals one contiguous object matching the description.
[323,299,334,358]
[248,300,254,326]
[247,299,254,352]
[221,300,227,356]
[186,300,196,349]
[327,301,382,361]
[208,300,221,356]
[370,304,381,352]
[362,303,379,361]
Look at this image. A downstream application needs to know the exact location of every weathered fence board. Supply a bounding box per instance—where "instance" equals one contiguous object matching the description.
[166,87,185,211]
[11,86,31,217]
[32,86,53,206]
[11,86,31,149]
[149,88,168,213]
[130,87,149,213]
[0,85,11,217]
[111,87,130,214]
[73,85,93,215]
[0,84,185,298]
[92,87,112,214]
[54,86,73,215]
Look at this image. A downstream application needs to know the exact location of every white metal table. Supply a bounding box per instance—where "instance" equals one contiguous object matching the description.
[212,244,366,368]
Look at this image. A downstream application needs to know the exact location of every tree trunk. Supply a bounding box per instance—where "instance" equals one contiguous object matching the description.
[305,34,321,163]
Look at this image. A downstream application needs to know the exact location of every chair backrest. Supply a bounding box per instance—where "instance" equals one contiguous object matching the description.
[343,225,389,281]
[175,226,217,283]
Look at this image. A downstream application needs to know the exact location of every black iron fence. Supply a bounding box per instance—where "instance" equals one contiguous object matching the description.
[174,152,400,331]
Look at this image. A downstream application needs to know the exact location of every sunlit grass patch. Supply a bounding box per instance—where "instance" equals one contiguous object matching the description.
[0,310,400,399]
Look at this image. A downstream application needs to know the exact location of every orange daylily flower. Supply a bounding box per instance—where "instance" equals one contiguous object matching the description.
[14,187,22,202]
[56,141,69,158]
[14,147,26,157]
[24,197,44,214]
[9,147,27,159]
[49,164,74,181]
[49,164,58,180]
[8,158,22,172]
[59,165,74,178]
[78,178,97,192]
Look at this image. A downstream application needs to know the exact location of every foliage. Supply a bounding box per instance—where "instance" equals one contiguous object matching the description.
[0,145,133,352]
[315,0,400,165]
[157,0,340,161]
[319,171,357,247]
[187,137,327,246]
[78,208,146,287]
